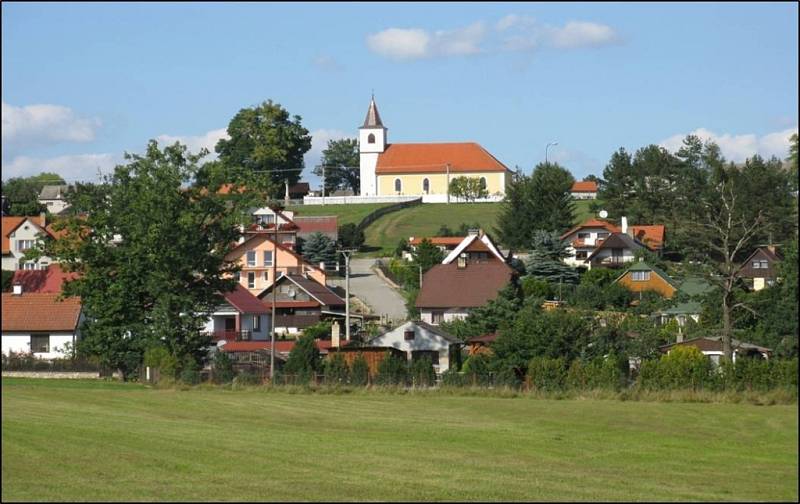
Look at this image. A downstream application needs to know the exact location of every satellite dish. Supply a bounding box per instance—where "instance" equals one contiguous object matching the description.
[599,210,608,219]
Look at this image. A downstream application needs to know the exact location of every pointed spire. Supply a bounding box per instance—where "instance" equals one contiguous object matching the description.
[362,95,384,128]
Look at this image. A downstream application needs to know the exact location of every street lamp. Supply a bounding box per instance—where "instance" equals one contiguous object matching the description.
[545,141,559,164]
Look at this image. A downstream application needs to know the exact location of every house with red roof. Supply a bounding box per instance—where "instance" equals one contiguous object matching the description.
[560,216,666,268]
[256,273,345,336]
[2,284,83,359]
[357,96,513,201]
[293,215,338,242]
[10,264,79,293]
[2,214,60,271]
[204,284,271,344]
[570,180,598,199]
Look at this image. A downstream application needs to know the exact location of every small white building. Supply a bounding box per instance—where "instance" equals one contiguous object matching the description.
[2,285,83,359]
[365,320,461,374]
[38,185,71,215]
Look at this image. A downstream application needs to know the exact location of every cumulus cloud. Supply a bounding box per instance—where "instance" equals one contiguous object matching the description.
[660,127,799,163]
[155,128,229,158]
[2,102,101,150]
[367,16,619,60]
[366,22,486,60]
[2,153,119,181]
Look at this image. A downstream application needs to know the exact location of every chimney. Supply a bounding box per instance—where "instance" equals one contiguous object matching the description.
[12,283,22,296]
[621,216,628,235]
[767,244,776,254]
[457,253,467,269]
[331,321,341,348]
[40,211,46,228]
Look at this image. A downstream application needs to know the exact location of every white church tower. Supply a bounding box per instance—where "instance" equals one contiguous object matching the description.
[358,95,386,196]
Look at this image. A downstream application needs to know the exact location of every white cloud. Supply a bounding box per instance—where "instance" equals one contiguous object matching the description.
[155,128,229,158]
[546,21,620,49]
[2,102,101,150]
[497,16,620,52]
[366,22,486,60]
[659,127,799,163]
[2,153,118,181]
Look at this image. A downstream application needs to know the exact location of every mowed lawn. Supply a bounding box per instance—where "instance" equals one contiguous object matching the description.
[287,203,392,227]
[2,379,797,502]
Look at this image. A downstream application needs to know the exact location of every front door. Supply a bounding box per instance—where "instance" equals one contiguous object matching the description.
[225,317,236,331]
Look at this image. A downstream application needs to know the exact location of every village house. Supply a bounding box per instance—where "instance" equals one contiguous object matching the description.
[2,284,83,359]
[402,236,465,261]
[570,180,598,199]
[256,273,346,335]
[738,246,782,291]
[358,96,513,201]
[38,185,71,215]
[2,215,61,271]
[204,284,272,344]
[364,320,461,374]
[560,216,665,269]
[10,264,79,293]
[293,215,338,243]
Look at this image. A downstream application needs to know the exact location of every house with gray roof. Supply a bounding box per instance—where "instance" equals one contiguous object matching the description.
[365,320,461,373]
[38,185,71,215]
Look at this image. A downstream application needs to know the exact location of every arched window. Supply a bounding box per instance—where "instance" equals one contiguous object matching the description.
[394,178,402,193]
[422,178,430,194]
[479,177,487,190]
[368,133,376,144]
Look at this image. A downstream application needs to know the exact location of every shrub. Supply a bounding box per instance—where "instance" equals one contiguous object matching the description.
[212,351,235,384]
[441,368,466,387]
[461,353,492,386]
[350,353,370,386]
[527,357,568,391]
[284,333,322,384]
[375,354,408,386]
[324,353,350,385]
[568,355,628,390]
[339,223,365,249]
[143,345,179,380]
[521,277,552,300]
[409,357,436,387]
[234,371,261,386]
[179,357,201,385]
[637,346,712,390]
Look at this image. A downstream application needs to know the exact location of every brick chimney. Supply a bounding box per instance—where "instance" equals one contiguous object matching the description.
[621,216,629,236]
[39,211,46,228]
[331,321,341,348]
[12,282,22,296]
[457,253,467,269]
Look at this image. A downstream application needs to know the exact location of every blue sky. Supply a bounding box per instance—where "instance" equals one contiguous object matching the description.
[2,2,797,186]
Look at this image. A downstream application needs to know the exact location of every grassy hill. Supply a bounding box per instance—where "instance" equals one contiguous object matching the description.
[2,379,797,502]
[286,203,393,227]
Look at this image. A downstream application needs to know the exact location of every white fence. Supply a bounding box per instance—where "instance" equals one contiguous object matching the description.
[303,194,505,205]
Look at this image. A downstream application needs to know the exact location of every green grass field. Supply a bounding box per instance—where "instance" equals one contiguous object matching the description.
[287,203,393,226]
[2,379,797,502]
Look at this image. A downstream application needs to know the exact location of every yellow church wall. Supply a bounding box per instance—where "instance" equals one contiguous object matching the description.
[377,172,507,196]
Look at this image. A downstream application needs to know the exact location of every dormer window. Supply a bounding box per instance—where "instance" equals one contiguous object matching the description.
[368,133,376,144]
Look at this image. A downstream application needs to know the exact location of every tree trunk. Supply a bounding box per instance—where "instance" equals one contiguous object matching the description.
[721,292,733,363]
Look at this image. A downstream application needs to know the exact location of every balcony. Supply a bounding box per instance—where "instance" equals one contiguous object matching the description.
[591,255,628,268]
[274,314,320,329]
[209,330,253,342]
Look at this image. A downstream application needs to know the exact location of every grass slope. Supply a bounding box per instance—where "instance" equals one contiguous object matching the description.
[2,379,797,502]
[286,203,393,227]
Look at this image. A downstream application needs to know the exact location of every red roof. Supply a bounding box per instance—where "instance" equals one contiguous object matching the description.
[630,225,665,249]
[560,218,621,240]
[570,181,598,193]
[376,142,509,174]
[222,284,270,314]
[220,339,337,353]
[1,293,82,332]
[11,265,80,294]
[293,216,338,235]
[416,262,513,309]
[2,216,47,254]
[409,236,465,246]
[258,274,344,308]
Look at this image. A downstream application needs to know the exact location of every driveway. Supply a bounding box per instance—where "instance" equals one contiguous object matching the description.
[328,258,408,322]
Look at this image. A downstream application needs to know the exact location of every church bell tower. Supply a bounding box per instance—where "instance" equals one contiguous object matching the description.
[358,95,387,196]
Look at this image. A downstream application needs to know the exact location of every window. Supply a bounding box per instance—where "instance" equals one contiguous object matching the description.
[30,334,50,353]
[479,177,487,190]
[394,178,402,193]
[597,232,610,240]
[576,251,588,260]
[263,250,273,267]
[263,271,269,281]
[422,178,430,194]
[23,262,36,270]
[39,262,49,270]
[404,330,415,341]
[368,133,375,144]
[752,261,761,269]
[16,240,35,252]
[412,350,439,366]
[632,271,651,281]
[246,251,256,267]
[759,260,768,269]
[253,315,261,332]
[431,311,444,324]
[578,232,590,240]
[247,272,255,289]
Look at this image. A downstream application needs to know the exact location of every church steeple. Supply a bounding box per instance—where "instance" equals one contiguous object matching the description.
[361,95,385,129]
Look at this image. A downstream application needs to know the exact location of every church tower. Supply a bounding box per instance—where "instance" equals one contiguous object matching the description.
[358,95,387,196]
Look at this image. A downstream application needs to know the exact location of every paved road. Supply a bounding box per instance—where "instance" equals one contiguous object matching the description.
[328,258,408,322]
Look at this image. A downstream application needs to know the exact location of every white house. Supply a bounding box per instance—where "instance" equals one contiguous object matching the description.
[2,215,57,271]
[2,285,83,359]
[204,284,271,344]
[365,320,461,374]
[38,185,71,215]
[570,180,598,200]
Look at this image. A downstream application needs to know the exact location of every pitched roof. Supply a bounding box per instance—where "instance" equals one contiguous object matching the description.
[415,261,513,308]
[409,236,465,247]
[361,97,384,128]
[293,216,338,236]
[39,185,69,200]
[442,233,506,264]
[1,293,82,332]
[660,337,771,354]
[741,246,783,266]
[570,181,598,193]
[224,234,324,275]
[11,265,80,294]
[619,261,680,288]
[222,284,270,314]
[220,339,338,354]
[257,274,344,307]
[375,142,510,174]
[2,216,47,254]
[585,233,646,261]
[678,277,714,296]
[560,218,620,240]
[630,225,665,249]
[413,320,461,343]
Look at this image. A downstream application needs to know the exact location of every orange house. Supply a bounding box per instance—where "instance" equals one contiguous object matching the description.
[614,262,679,298]
[225,233,326,294]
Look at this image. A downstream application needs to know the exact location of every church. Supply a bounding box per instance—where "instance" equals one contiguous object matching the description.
[357,97,512,201]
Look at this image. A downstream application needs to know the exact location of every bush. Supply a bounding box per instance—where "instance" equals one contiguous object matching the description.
[375,354,408,386]
[521,277,552,300]
[212,351,235,384]
[527,357,568,391]
[350,353,370,387]
[284,333,322,384]
[179,357,201,385]
[461,353,492,386]
[717,357,798,391]
[143,345,179,380]
[409,357,436,387]
[339,223,365,249]
[568,355,628,390]
[233,371,261,386]
[324,353,350,385]
[440,368,466,387]
[637,346,712,390]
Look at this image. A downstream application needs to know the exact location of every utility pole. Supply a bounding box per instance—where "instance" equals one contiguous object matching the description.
[270,214,278,380]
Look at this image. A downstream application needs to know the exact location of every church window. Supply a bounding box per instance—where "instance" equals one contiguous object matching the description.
[422,178,430,194]
[394,178,402,193]
[479,177,487,190]
[368,133,376,144]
